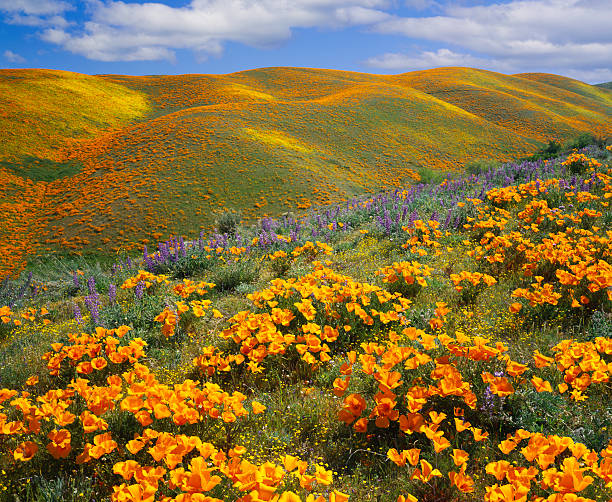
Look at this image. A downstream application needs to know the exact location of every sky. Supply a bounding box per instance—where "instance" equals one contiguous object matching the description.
[0,0,610,83]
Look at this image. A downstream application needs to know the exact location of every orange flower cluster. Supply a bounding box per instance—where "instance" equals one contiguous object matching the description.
[561,153,602,173]
[121,270,170,290]
[3,332,267,479]
[461,169,611,312]
[205,263,411,371]
[111,437,344,502]
[512,277,563,307]
[172,279,216,299]
[291,241,333,259]
[401,220,443,256]
[484,430,612,501]
[449,271,497,291]
[547,337,612,400]
[42,325,144,376]
[0,305,50,327]
[192,345,246,377]
[154,305,185,338]
[486,179,560,206]
[333,327,612,499]
[375,261,432,291]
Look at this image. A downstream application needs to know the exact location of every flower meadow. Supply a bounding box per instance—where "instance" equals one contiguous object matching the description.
[0,143,611,502]
[2,67,611,280]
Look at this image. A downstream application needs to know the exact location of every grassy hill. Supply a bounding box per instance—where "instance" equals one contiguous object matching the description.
[0,144,610,501]
[596,81,612,90]
[1,66,611,277]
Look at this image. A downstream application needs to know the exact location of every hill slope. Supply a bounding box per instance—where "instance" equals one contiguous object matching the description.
[0,66,611,277]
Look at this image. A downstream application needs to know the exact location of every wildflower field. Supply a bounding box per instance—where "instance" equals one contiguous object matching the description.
[0,138,610,501]
[1,67,611,279]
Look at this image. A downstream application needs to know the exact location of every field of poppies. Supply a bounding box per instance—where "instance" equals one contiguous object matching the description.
[0,139,610,501]
[1,67,611,279]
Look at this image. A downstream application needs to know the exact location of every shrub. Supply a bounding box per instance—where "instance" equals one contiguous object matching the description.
[215,209,242,236]
[211,259,258,292]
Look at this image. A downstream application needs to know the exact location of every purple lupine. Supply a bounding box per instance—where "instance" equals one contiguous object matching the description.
[481,370,506,416]
[84,295,100,325]
[135,281,145,300]
[108,284,117,305]
[179,236,186,258]
[143,245,155,271]
[443,209,453,229]
[87,276,96,296]
[383,209,392,234]
[407,210,418,228]
[73,271,80,289]
[74,303,83,325]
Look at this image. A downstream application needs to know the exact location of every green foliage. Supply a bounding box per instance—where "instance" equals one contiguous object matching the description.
[215,209,242,236]
[210,258,258,292]
[415,168,446,185]
[102,293,166,336]
[269,255,291,277]
[0,272,33,310]
[588,310,612,341]
[0,157,83,182]
[525,133,608,161]
[566,132,605,150]
[10,473,99,502]
[156,252,214,279]
[465,158,501,175]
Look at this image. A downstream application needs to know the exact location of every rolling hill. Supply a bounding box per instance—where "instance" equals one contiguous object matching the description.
[1,66,611,277]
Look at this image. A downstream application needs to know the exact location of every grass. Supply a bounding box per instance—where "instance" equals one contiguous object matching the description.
[0,142,610,501]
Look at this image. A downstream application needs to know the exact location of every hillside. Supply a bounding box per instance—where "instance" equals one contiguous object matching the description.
[596,81,612,90]
[0,144,610,501]
[1,66,611,277]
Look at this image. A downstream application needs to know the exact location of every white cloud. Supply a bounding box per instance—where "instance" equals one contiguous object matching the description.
[0,0,71,27]
[370,0,612,82]
[365,48,496,71]
[561,67,612,84]
[39,0,392,61]
[3,49,25,62]
[0,0,70,15]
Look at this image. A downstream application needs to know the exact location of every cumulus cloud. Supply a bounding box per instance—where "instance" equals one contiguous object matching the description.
[369,0,612,81]
[561,67,612,84]
[0,0,70,15]
[40,0,392,62]
[365,48,496,71]
[3,49,25,63]
[0,0,71,27]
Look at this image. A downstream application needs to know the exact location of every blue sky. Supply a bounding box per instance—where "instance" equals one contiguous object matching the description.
[1,0,610,83]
